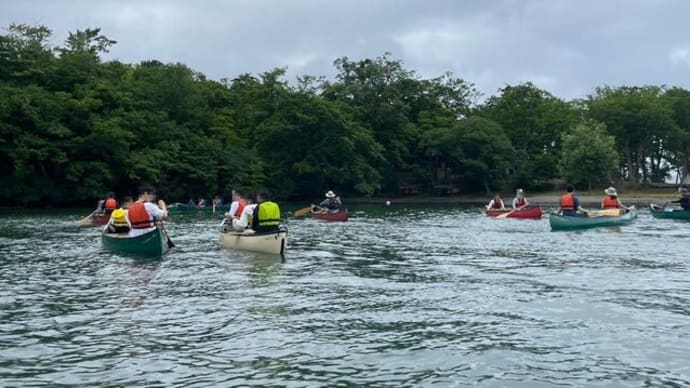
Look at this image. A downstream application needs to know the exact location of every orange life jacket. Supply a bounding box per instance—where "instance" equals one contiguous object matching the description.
[603,196,619,209]
[560,193,575,211]
[516,197,526,207]
[104,198,117,210]
[234,199,246,217]
[128,201,153,229]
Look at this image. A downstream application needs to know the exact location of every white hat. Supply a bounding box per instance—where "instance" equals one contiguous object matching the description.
[325,190,336,198]
[516,188,524,195]
[605,187,617,196]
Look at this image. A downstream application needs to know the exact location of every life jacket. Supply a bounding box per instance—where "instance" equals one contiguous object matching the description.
[256,201,280,230]
[234,199,246,217]
[603,196,619,209]
[491,200,503,209]
[560,193,575,211]
[516,197,526,207]
[128,201,153,229]
[104,198,117,210]
[112,208,128,227]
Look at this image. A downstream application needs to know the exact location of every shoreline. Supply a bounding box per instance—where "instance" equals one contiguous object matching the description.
[345,190,680,206]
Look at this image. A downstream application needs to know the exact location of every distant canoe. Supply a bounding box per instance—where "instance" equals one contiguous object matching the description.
[167,203,229,214]
[219,228,287,255]
[102,228,170,256]
[650,204,690,220]
[79,212,110,227]
[549,209,637,230]
[485,207,542,219]
[312,209,349,222]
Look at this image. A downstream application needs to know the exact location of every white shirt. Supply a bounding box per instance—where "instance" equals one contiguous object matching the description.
[234,204,256,229]
[228,200,240,217]
[128,202,167,237]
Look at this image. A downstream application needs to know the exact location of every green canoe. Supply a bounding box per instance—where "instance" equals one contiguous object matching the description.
[650,204,690,220]
[549,209,638,230]
[102,228,171,256]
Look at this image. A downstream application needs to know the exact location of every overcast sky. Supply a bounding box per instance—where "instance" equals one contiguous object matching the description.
[2,0,690,100]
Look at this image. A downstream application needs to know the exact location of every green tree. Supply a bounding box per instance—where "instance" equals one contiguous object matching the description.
[560,121,619,191]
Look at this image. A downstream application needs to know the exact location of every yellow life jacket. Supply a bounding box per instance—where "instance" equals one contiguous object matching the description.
[257,201,280,229]
[112,208,128,227]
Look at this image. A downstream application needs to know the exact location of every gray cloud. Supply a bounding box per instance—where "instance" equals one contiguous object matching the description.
[2,0,690,99]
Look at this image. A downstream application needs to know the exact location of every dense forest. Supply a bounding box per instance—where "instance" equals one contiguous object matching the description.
[2,24,690,205]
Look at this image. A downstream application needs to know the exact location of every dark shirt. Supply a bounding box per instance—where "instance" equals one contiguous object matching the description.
[319,197,341,211]
[672,196,690,211]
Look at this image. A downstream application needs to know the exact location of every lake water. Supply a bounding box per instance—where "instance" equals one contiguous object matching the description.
[1,205,689,387]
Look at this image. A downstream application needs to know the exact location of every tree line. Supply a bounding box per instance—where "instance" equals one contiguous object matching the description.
[1,24,689,205]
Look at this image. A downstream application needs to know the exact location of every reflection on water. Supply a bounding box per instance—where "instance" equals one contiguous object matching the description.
[0,205,689,386]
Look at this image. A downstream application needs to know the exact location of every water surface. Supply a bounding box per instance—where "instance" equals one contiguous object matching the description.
[1,205,689,387]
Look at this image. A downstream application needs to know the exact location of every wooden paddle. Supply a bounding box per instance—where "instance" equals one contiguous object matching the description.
[293,207,312,217]
[587,209,622,218]
[78,211,96,226]
[159,223,175,248]
[495,208,517,219]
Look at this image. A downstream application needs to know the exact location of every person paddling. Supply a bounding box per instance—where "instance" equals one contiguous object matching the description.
[486,194,505,210]
[315,190,342,213]
[227,190,247,220]
[512,189,529,210]
[252,191,281,233]
[560,184,587,216]
[601,187,630,211]
[128,186,168,237]
[669,186,690,211]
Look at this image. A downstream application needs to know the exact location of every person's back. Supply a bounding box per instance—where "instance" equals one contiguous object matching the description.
[128,186,167,236]
[107,208,130,234]
[252,191,281,233]
[560,185,582,216]
[602,196,619,209]
[319,191,341,213]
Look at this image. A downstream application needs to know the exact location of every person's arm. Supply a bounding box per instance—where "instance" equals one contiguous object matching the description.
[523,198,529,208]
[228,201,239,218]
[319,199,329,207]
[575,197,586,212]
[158,200,168,219]
[251,204,259,230]
[486,200,494,210]
[512,198,518,209]
[617,198,629,211]
[500,200,506,210]
[335,197,342,206]
[601,199,606,209]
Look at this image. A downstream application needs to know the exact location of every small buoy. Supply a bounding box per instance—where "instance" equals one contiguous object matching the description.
[385,200,391,206]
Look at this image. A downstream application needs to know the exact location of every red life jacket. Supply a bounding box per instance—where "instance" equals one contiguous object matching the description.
[560,194,575,211]
[104,198,117,210]
[516,197,526,207]
[603,196,619,209]
[234,199,246,217]
[128,201,153,229]
[491,199,504,209]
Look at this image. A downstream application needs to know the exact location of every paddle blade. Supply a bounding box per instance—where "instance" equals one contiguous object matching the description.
[588,209,621,217]
[495,210,515,219]
[293,207,311,217]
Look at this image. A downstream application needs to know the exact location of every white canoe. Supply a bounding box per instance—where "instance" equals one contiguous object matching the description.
[219,229,287,255]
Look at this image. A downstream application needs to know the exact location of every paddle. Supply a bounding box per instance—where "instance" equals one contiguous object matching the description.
[587,209,622,218]
[293,207,312,217]
[78,210,96,226]
[495,208,517,219]
[157,222,175,248]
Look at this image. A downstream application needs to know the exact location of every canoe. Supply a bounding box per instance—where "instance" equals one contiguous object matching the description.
[167,203,230,214]
[485,207,542,219]
[650,204,690,220]
[79,212,110,227]
[102,228,170,256]
[312,209,349,222]
[549,209,637,230]
[219,228,287,255]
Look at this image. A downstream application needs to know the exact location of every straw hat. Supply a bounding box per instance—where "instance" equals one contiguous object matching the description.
[325,190,336,198]
[604,187,618,196]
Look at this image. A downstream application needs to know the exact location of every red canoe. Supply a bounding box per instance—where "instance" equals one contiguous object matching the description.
[79,212,111,227]
[485,207,543,219]
[312,209,349,222]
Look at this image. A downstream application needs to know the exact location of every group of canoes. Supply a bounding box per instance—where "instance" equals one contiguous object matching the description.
[485,185,690,230]
[81,188,350,257]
